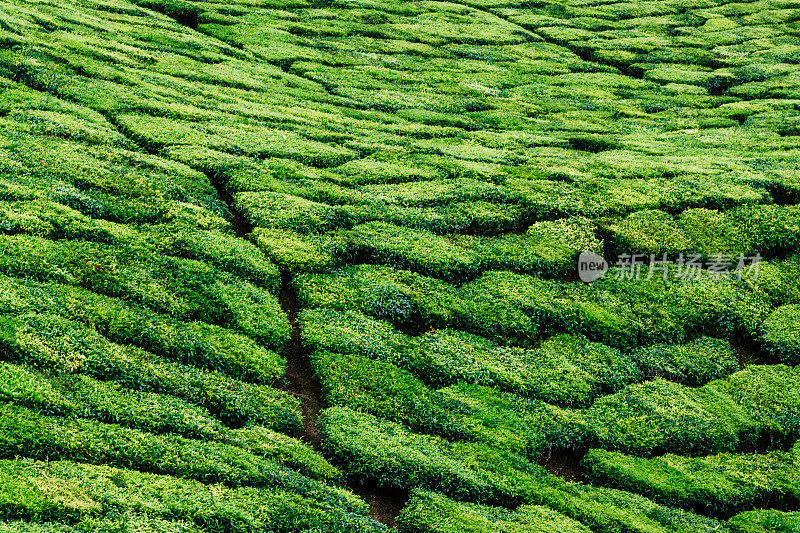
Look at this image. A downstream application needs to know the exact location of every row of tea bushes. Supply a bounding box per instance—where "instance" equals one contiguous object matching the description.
[0,312,284,387]
[588,365,800,456]
[0,518,200,533]
[748,253,800,307]
[319,407,730,532]
[0,361,226,439]
[0,201,279,291]
[328,217,600,284]
[396,490,591,533]
[0,361,336,482]
[605,204,800,260]
[0,279,301,430]
[582,447,800,517]
[631,336,739,386]
[439,384,590,459]
[760,305,800,364]
[0,274,287,383]
[727,510,800,533]
[296,263,773,349]
[309,341,591,458]
[0,235,289,347]
[0,403,349,506]
[0,458,381,532]
[300,308,639,408]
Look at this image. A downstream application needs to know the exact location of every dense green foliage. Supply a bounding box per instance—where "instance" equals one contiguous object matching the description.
[632,336,739,385]
[761,305,800,364]
[0,0,798,529]
[728,510,800,533]
[397,490,591,533]
[583,448,800,516]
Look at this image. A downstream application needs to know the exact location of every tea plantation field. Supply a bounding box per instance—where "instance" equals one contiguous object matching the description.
[0,0,799,530]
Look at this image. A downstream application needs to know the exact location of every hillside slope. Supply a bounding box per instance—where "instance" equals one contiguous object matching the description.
[0,0,799,531]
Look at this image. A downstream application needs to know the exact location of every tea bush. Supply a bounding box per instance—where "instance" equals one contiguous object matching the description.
[632,336,739,386]
[470,217,602,277]
[728,510,800,533]
[0,312,285,386]
[0,235,290,347]
[0,361,226,439]
[607,205,800,260]
[707,365,800,447]
[295,265,468,329]
[760,305,800,364]
[0,403,346,505]
[397,489,592,533]
[0,458,377,532]
[318,406,497,502]
[299,308,418,362]
[411,331,639,407]
[583,448,800,516]
[308,350,465,439]
[439,384,590,459]
[341,222,482,283]
[528,479,730,533]
[460,271,637,349]
[251,228,336,273]
[586,379,761,456]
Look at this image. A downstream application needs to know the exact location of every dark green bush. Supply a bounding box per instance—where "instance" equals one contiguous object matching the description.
[0,361,227,440]
[235,192,355,234]
[0,312,285,386]
[309,350,464,438]
[760,305,800,364]
[0,278,300,429]
[299,308,417,362]
[459,271,637,349]
[295,265,468,329]
[411,331,639,407]
[528,479,730,533]
[606,205,800,260]
[0,235,290,347]
[470,217,602,277]
[251,228,336,273]
[586,379,761,456]
[78,340,300,432]
[707,365,800,446]
[340,222,481,283]
[142,223,280,291]
[632,336,739,385]
[606,210,691,257]
[440,384,589,459]
[746,254,800,307]
[594,271,771,345]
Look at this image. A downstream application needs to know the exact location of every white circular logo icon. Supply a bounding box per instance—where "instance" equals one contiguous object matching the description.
[578,251,608,283]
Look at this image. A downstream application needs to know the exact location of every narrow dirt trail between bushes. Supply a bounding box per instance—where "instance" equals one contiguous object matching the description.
[215,182,408,526]
[277,273,324,446]
[205,152,407,525]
